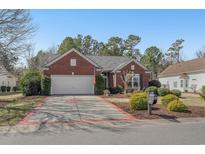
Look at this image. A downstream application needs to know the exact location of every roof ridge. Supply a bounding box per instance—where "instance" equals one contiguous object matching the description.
[159,57,205,77]
[170,57,205,66]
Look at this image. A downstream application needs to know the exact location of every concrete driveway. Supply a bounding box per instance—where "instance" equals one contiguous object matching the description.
[10,95,136,134]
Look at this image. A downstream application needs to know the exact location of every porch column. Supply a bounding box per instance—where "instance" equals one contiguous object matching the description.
[113,73,117,87]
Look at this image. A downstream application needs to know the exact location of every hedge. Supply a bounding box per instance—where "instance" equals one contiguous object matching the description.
[95,75,105,95]
[145,86,158,95]
[1,86,6,93]
[41,76,51,96]
[157,87,170,96]
[20,69,42,96]
[167,100,187,112]
[130,92,148,110]
[161,94,178,107]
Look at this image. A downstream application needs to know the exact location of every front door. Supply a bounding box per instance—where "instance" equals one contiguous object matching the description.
[180,78,189,92]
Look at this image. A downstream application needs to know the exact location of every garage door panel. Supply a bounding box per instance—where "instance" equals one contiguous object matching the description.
[51,75,94,95]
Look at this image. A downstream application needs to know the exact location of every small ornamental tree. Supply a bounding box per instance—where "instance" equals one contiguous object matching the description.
[148,80,161,88]
[120,70,134,94]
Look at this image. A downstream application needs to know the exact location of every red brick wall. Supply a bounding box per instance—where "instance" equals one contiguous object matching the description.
[115,61,150,89]
[44,51,96,76]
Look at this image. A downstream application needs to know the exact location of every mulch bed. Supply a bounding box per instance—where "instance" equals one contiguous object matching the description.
[110,101,205,120]
[101,94,128,98]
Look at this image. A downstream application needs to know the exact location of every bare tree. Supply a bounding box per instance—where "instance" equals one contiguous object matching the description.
[196,47,205,58]
[120,70,134,94]
[0,9,37,71]
[28,45,58,70]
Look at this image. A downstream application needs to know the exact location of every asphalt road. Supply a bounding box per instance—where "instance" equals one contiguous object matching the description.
[1,119,205,145]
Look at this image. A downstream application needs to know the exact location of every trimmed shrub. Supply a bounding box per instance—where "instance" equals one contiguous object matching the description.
[200,93,205,100]
[145,86,158,95]
[157,88,170,96]
[20,69,42,96]
[202,85,205,94]
[148,80,161,88]
[161,94,178,107]
[130,92,148,110]
[13,86,17,92]
[6,86,11,92]
[171,89,182,97]
[41,76,51,96]
[109,85,123,94]
[116,85,123,93]
[167,100,187,112]
[95,75,105,95]
[23,79,41,96]
[1,86,6,93]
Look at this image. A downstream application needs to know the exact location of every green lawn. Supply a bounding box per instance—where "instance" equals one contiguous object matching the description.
[0,93,23,101]
[0,96,45,126]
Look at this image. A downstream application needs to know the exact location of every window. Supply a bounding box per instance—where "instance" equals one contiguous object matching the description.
[180,80,184,88]
[70,59,76,66]
[173,81,177,88]
[131,65,135,70]
[126,74,140,89]
[185,79,189,88]
[133,75,140,88]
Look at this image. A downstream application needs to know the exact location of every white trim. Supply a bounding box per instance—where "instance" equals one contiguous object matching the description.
[45,48,100,68]
[42,68,49,71]
[127,73,141,90]
[113,73,117,87]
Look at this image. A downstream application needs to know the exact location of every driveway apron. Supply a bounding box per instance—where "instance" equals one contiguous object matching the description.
[15,96,136,134]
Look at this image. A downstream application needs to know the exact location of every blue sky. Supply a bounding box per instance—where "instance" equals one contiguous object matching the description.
[31,9,205,60]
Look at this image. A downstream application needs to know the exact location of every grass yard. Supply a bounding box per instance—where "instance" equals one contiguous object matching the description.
[0,93,23,102]
[180,93,205,107]
[0,96,45,126]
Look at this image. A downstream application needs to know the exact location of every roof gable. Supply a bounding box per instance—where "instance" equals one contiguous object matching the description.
[159,57,205,77]
[0,65,14,77]
[44,49,147,72]
[45,48,100,68]
[112,59,148,72]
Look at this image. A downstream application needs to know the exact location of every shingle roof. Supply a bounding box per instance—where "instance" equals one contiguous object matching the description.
[159,57,205,77]
[86,55,131,71]
[44,49,147,72]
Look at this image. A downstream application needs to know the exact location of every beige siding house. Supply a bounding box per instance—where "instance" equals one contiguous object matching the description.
[158,57,205,93]
[0,66,17,91]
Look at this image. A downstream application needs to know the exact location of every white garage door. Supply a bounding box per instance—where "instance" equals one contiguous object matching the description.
[51,75,94,95]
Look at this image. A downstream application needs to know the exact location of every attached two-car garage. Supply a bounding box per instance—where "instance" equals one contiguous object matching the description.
[51,75,94,95]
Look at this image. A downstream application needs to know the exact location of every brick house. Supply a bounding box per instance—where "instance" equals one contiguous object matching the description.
[43,48,150,95]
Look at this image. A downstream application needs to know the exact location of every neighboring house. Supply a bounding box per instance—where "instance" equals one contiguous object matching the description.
[0,65,17,91]
[43,48,150,95]
[158,57,205,93]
